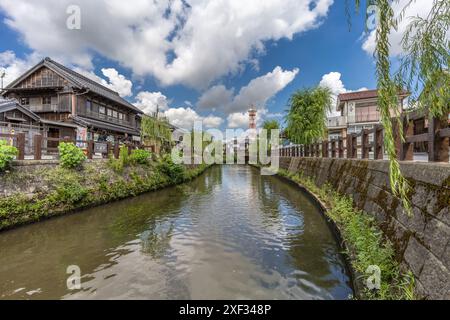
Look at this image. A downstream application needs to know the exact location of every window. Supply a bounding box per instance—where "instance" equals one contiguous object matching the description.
[42,97,52,105]
[118,113,123,120]
[112,110,118,118]
[107,108,113,117]
[20,97,30,105]
[86,100,92,112]
[99,106,106,114]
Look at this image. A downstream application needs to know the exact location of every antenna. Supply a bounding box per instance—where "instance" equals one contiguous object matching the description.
[0,69,5,91]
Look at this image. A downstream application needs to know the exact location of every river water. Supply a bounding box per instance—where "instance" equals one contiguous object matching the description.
[0,165,352,300]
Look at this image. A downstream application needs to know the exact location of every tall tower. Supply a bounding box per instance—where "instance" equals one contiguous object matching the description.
[248,106,257,130]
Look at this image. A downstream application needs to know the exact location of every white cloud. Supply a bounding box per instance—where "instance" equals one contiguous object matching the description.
[227,112,249,129]
[230,67,299,113]
[100,68,132,97]
[75,67,133,97]
[0,0,332,88]
[197,85,234,111]
[163,106,223,129]
[0,51,41,87]
[361,0,436,56]
[198,66,299,114]
[203,115,224,128]
[319,71,368,116]
[134,91,170,115]
[319,71,347,98]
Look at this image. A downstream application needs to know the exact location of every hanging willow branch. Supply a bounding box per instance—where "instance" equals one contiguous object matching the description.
[351,0,449,215]
[397,0,450,117]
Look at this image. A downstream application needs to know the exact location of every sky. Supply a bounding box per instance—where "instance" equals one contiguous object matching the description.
[0,0,434,130]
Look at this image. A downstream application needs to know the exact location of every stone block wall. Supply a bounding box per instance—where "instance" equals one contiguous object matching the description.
[279,157,450,300]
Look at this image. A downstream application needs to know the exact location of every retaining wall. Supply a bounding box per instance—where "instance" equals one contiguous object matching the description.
[279,156,450,300]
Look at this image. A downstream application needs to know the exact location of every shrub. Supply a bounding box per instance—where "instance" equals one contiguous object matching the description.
[130,149,151,165]
[58,142,86,169]
[0,140,18,172]
[156,154,185,184]
[119,145,130,166]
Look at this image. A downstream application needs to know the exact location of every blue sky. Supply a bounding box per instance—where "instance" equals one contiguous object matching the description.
[0,0,426,129]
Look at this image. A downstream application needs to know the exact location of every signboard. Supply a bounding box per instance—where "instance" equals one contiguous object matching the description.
[76,127,87,148]
[94,142,108,154]
[132,135,141,142]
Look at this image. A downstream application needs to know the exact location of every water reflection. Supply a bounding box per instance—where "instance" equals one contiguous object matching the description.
[0,166,352,300]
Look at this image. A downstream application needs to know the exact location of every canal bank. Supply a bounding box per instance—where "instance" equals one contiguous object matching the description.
[0,165,353,299]
[0,159,210,231]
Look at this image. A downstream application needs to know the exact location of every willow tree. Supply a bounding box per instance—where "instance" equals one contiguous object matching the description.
[141,115,172,153]
[350,0,449,213]
[285,87,332,145]
[262,119,280,140]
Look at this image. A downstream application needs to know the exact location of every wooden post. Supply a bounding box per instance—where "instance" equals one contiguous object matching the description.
[361,129,369,159]
[351,134,357,158]
[401,116,414,161]
[305,145,309,157]
[34,134,42,160]
[331,140,336,158]
[299,145,303,157]
[374,125,384,160]
[346,134,352,158]
[322,140,328,158]
[16,132,25,160]
[87,140,94,159]
[392,118,402,160]
[106,142,112,158]
[338,137,344,158]
[114,142,120,159]
[347,134,357,158]
[429,115,450,162]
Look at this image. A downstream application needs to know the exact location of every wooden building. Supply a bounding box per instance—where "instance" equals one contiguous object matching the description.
[1,57,143,144]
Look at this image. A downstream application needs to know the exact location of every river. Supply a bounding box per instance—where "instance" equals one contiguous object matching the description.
[0,165,352,299]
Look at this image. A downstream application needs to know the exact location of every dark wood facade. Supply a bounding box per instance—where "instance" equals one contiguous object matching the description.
[1,57,143,143]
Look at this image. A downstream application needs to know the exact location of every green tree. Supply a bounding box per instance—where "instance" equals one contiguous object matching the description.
[262,120,280,140]
[350,0,449,213]
[284,87,332,145]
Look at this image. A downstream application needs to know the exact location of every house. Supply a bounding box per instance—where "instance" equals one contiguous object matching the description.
[1,57,143,146]
[327,89,409,140]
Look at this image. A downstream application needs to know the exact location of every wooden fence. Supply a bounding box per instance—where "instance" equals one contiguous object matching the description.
[0,132,143,161]
[278,113,450,163]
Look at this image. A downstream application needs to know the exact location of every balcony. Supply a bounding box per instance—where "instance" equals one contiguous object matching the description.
[327,116,347,128]
[29,104,70,113]
[85,110,132,128]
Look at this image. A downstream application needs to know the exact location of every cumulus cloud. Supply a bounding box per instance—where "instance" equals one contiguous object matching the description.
[319,71,368,116]
[75,67,133,97]
[227,112,248,129]
[197,85,234,111]
[100,68,133,97]
[361,0,438,56]
[0,51,41,87]
[134,91,170,115]
[164,107,223,129]
[0,0,332,88]
[198,66,299,114]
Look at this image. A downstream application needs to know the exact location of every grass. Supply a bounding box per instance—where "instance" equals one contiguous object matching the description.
[278,168,415,300]
[0,161,210,231]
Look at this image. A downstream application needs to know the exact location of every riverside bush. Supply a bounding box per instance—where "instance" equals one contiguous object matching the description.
[130,149,151,165]
[0,140,18,172]
[58,142,86,169]
[156,155,185,184]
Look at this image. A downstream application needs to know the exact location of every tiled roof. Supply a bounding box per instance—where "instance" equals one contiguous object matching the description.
[337,90,379,102]
[4,57,143,114]
[0,98,41,121]
[338,89,409,102]
[73,116,141,136]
